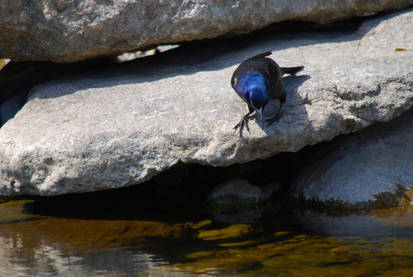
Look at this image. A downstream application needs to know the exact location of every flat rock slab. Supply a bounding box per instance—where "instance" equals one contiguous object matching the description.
[0,9,413,196]
[0,0,412,62]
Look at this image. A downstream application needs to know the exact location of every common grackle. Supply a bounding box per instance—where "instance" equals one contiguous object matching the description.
[231,51,303,137]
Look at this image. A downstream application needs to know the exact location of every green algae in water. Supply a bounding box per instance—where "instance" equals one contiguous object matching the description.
[0,59,7,70]
[2,200,413,276]
[198,224,252,241]
[170,235,413,276]
[0,200,43,224]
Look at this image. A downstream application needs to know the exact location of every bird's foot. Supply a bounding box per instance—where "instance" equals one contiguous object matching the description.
[234,117,251,138]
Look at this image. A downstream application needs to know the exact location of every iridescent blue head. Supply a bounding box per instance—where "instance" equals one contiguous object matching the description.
[235,72,270,120]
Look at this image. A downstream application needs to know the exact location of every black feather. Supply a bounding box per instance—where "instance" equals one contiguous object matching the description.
[231,51,304,137]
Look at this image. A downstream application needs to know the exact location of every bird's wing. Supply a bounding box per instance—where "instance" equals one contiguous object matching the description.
[231,51,275,90]
[245,51,272,61]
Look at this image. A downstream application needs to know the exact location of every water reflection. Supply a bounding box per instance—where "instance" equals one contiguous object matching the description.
[1,200,413,276]
[0,201,180,276]
[299,210,413,238]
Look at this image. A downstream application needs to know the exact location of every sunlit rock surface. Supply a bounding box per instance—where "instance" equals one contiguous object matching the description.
[293,111,413,206]
[1,1,412,62]
[0,9,413,196]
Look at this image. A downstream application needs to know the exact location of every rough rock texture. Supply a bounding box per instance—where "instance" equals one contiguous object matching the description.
[0,1,412,62]
[0,9,413,196]
[293,110,413,206]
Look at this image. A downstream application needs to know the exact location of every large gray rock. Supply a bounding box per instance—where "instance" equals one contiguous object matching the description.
[293,110,413,207]
[0,9,413,196]
[0,1,412,62]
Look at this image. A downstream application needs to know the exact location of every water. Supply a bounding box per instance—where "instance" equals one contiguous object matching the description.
[1,199,413,277]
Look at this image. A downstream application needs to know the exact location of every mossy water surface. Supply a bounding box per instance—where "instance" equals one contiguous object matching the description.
[1,200,413,276]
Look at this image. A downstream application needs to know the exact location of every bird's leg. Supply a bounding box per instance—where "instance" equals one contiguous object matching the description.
[234,105,254,137]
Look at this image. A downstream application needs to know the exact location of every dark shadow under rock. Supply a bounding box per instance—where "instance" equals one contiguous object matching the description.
[0,58,118,125]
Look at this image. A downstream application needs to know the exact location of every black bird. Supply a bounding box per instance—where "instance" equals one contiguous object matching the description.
[231,51,304,136]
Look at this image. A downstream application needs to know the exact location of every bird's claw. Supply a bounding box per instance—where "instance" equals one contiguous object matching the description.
[234,117,250,138]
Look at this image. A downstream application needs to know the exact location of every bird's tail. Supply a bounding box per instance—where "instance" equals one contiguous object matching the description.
[281,66,304,75]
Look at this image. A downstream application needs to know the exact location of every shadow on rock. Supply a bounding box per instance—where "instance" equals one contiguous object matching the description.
[0,58,116,125]
[258,74,312,135]
[0,8,400,126]
[23,13,376,101]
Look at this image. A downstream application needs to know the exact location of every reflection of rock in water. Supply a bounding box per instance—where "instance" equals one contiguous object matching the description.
[297,210,413,237]
[0,235,167,277]
[82,248,168,276]
[0,237,85,276]
[211,207,266,224]
[0,201,177,276]
[207,179,280,224]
